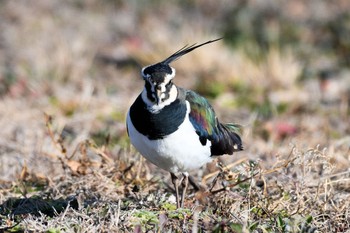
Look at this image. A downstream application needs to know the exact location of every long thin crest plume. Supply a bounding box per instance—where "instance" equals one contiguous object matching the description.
[161,38,223,65]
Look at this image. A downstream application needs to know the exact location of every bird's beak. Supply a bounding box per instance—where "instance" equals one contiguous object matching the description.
[156,89,162,105]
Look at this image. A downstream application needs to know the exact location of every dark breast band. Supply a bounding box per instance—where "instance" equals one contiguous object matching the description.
[129,94,187,140]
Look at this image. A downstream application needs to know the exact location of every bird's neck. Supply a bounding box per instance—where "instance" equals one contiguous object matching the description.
[141,83,178,112]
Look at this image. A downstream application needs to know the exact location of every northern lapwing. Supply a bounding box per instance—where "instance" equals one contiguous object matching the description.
[126,38,243,208]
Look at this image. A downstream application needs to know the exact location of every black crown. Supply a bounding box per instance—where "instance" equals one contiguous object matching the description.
[143,63,172,76]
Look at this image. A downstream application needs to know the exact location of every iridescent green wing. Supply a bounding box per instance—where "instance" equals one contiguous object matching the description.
[185,90,219,144]
[185,90,243,155]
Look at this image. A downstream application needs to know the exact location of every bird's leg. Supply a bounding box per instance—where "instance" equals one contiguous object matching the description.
[180,172,189,208]
[171,172,181,208]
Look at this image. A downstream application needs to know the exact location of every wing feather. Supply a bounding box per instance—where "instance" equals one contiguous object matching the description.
[186,90,243,156]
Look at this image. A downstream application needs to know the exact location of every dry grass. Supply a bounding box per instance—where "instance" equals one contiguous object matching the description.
[0,0,350,232]
[1,124,349,232]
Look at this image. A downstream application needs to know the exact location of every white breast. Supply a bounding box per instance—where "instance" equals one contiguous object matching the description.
[126,101,212,173]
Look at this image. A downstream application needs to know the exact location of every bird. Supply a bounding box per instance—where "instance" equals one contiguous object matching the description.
[126,38,243,208]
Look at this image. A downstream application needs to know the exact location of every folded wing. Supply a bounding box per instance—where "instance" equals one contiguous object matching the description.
[185,90,243,156]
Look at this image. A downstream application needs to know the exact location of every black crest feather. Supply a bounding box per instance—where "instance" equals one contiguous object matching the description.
[161,38,223,65]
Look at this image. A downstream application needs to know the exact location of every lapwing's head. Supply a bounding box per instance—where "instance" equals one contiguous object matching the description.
[141,62,175,105]
[141,38,222,106]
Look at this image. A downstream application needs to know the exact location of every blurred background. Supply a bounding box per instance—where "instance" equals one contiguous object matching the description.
[0,0,349,181]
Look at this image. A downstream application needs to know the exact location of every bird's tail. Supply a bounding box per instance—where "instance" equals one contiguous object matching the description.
[223,123,243,151]
[211,123,243,155]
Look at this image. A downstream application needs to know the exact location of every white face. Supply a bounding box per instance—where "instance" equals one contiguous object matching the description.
[153,71,174,101]
[141,67,178,110]
[141,66,176,101]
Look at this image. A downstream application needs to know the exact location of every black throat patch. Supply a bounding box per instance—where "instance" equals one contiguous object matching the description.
[129,94,187,140]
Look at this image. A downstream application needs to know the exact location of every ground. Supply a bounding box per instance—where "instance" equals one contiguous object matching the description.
[0,1,349,232]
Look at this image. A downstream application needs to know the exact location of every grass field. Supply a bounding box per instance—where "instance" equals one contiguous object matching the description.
[0,1,349,232]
